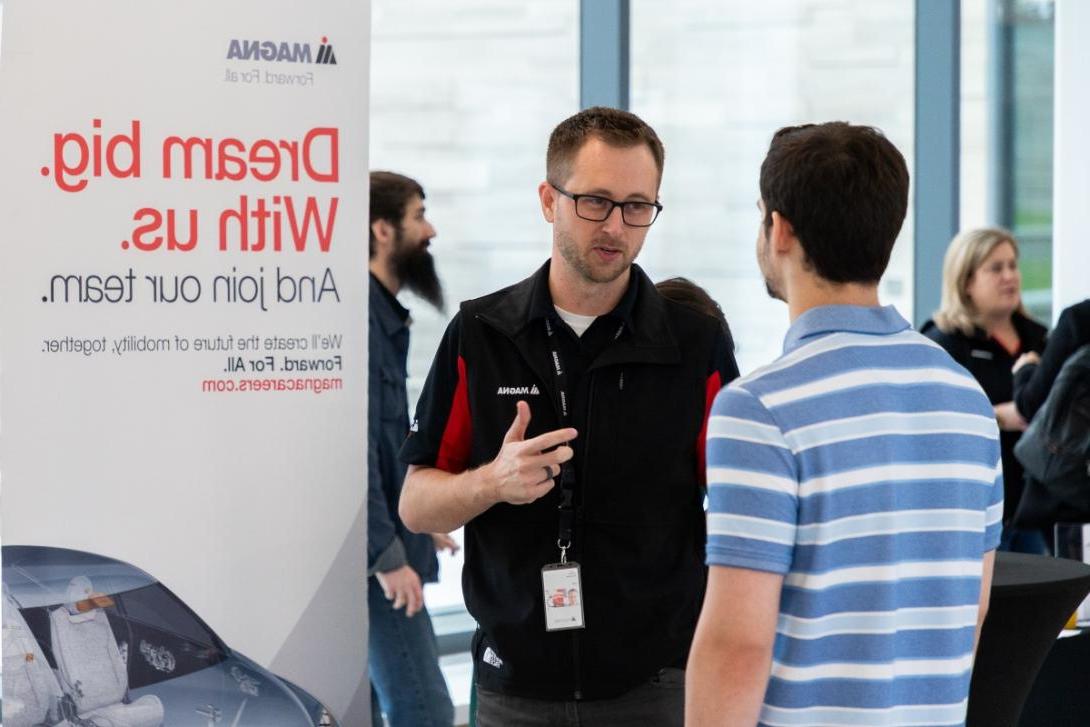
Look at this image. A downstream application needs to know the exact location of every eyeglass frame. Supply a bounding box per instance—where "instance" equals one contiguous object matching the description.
[549,183,663,227]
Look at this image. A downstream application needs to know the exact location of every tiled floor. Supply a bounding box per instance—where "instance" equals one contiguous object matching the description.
[441,651,474,726]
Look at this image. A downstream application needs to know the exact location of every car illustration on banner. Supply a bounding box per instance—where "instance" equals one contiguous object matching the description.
[2,545,337,727]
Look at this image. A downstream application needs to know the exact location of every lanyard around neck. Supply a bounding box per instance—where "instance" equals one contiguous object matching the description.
[543,315,624,560]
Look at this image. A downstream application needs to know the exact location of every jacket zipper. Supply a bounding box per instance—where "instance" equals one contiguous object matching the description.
[572,370,596,700]
[477,314,590,699]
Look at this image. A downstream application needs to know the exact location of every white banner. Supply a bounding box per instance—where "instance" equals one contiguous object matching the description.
[1,1,370,724]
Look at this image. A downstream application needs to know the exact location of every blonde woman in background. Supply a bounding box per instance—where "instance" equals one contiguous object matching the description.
[921,227,1048,552]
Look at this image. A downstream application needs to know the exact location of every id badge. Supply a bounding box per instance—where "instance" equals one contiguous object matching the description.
[541,562,585,631]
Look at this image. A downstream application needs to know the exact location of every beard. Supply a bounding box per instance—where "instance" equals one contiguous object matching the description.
[556,229,632,284]
[392,237,445,312]
[763,272,784,301]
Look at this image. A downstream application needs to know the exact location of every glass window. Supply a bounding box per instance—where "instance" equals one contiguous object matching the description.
[114,584,224,653]
[1005,0,1054,322]
[960,0,991,229]
[16,584,227,690]
[111,584,228,688]
[961,0,1054,322]
[631,1,916,374]
[370,0,580,612]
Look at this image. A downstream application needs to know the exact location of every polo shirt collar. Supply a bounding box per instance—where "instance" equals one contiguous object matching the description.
[783,304,910,354]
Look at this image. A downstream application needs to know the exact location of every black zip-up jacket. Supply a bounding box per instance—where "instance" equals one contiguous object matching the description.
[1014,298,1090,420]
[401,261,738,700]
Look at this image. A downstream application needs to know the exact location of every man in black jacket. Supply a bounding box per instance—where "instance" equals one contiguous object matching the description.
[399,108,739,726]
[368,171,455,727]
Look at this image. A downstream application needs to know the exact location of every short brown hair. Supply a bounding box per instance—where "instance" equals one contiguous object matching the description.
[759,122,909,284]
[370,171,424,257]
[546,106,665,186]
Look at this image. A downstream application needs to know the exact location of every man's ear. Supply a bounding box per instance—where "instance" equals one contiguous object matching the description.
[768,210,798,256]
[538,181,557,223]
[371,218,394,251]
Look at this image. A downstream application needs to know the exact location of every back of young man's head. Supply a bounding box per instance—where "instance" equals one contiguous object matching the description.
[369,171,424,258]
[759,122,909,284]
[546,106,665,187]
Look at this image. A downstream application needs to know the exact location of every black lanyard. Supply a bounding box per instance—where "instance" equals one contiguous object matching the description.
[544,315,624,562]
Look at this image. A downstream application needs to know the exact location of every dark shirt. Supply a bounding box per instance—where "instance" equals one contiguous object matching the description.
[522,262,639,498]
[1014,299,1090,420]
[368,273,438,581]
[921,312,1048,520]
[399,262,739,700]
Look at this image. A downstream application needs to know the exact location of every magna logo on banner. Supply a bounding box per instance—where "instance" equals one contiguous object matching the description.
[226,36,337,65]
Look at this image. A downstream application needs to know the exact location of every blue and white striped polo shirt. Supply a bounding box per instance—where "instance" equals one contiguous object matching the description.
[706,305,1003,727]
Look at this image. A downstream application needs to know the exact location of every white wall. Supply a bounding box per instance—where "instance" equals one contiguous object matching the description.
[1052,0,1090,316]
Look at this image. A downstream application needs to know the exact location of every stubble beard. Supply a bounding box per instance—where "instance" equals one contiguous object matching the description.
[758,235,785,302]
[556,229,631,285]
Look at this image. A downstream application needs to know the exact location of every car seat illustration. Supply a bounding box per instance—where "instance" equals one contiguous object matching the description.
[3,585,72,727]
[2,545,337,727]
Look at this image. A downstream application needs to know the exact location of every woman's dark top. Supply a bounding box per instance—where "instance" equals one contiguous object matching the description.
[1014,299,1090,420]
[921,312,1048,521]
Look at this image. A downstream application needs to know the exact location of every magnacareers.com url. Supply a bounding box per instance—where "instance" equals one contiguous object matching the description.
[201,377,342,394]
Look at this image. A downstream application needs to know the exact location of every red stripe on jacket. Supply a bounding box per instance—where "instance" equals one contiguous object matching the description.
[696,371,723,486]
[435,355,472,473]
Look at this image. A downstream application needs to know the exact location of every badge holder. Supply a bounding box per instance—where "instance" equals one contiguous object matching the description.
[542,539,584,631]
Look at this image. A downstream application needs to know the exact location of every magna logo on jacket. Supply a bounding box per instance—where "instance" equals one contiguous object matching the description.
[226,36,338,64]
[496,385,539,396]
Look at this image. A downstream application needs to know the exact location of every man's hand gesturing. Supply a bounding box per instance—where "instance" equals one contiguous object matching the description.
[485,400,576,505]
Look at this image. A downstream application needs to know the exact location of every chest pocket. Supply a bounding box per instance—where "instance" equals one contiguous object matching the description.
[379,365,408,422]
[583,366,705,524]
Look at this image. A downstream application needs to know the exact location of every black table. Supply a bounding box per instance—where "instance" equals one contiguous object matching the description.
[1018,629,1090,726]
[968,552,1090,726]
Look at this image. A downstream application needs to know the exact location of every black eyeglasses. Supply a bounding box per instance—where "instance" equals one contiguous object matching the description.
[550,183,663,227]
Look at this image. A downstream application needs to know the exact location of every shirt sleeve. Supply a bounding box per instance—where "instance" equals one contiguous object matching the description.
[399,313,473,473]
[705,384,800,575]
[696,326,742,485]
[367,311,398,569]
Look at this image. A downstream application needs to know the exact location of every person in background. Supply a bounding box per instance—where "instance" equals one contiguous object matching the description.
[368,170,456,727]
[687,122,1001,727]
[921,227,1048,553]
[1013,298,1090,419]
[655,276,735,347]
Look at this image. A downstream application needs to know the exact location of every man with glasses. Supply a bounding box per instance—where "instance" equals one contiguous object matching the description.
[399,106,738,726]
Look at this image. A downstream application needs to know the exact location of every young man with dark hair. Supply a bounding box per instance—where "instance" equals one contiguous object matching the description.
[399,107,739,726]
[757,122,909,285]
[687,123,1001,727]
[367,171,455,727]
